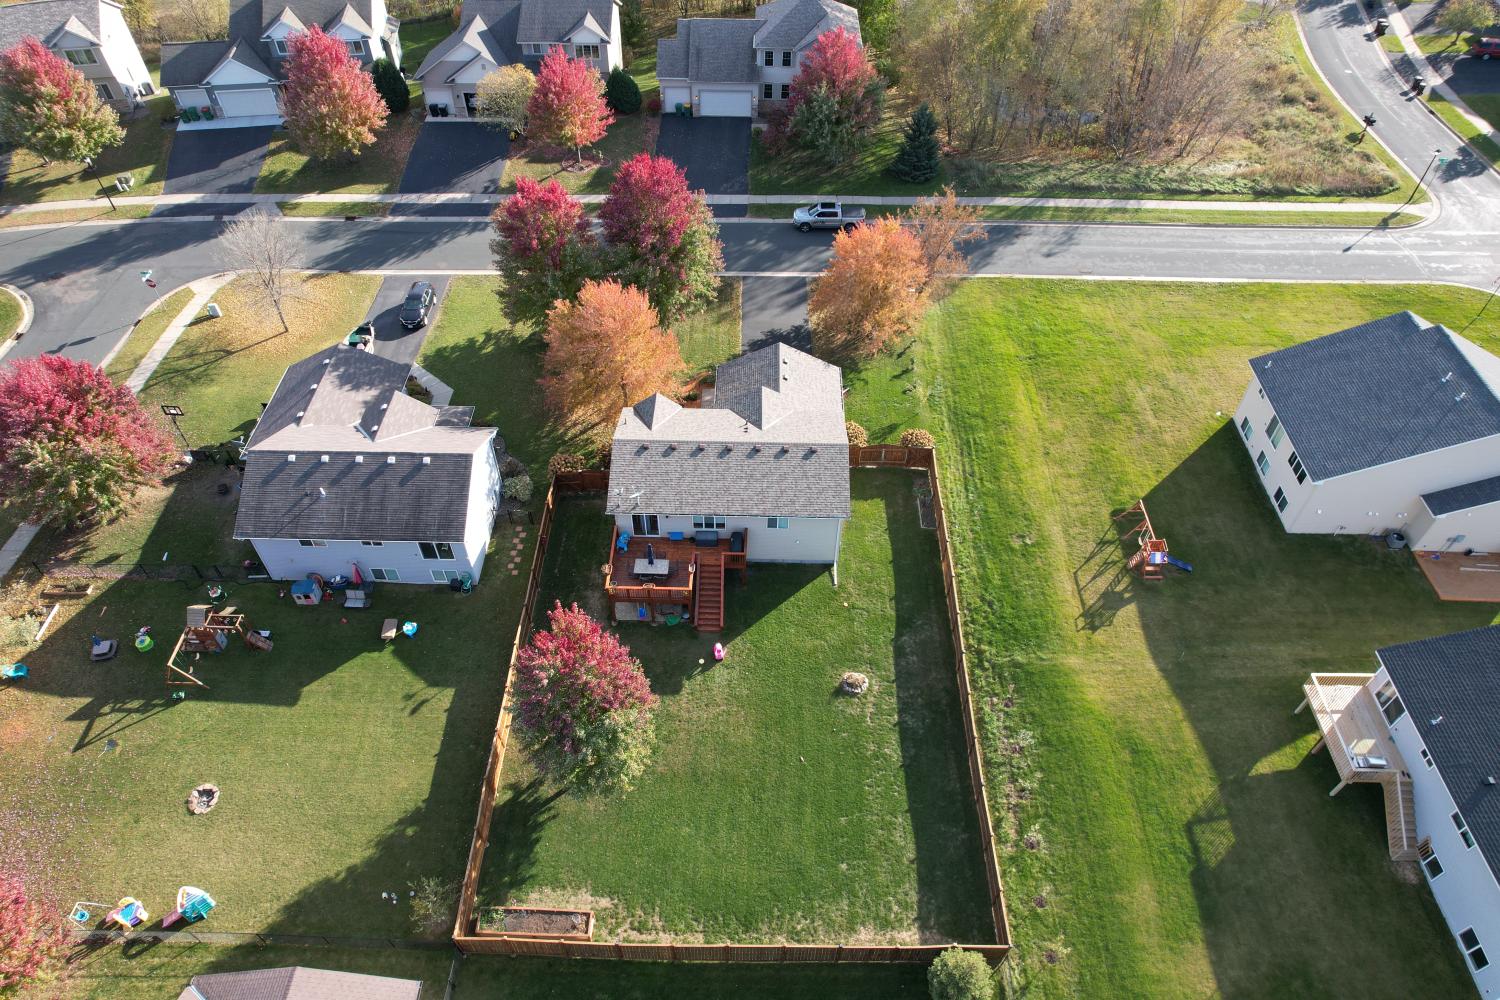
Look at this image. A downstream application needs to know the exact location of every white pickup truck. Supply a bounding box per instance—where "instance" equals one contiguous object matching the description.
[792,201,867,232]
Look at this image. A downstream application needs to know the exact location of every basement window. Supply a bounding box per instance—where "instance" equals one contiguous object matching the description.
[298,539,327,547]
[419,542,455,560]
[1420,841,1444,880]
[360,540,383,547]
[1461,929,1489,971]
[1239,417,1252,441]
[1273,487,1288,514]
[370,568,399,581]
[431,569,461,583]
[1453,811,1475,849]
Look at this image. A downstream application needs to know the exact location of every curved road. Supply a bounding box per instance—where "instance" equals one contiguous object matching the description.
[2,0,1497,364]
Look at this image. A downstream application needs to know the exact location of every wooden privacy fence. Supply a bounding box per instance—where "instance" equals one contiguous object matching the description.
[453,453,1013,962]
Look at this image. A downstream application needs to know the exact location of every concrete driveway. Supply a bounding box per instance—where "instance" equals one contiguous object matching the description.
[362,274,451,366]
[398,123,510,194]
[162,126,274,195]
[655,116,751,198]
[740,276,809,351]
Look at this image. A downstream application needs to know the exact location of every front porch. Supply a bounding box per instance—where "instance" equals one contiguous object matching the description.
[603,527,748,632]
[1295,673,1417,860]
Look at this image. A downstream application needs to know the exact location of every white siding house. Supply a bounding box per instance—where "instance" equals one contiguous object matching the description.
[1234,311,1500,552]
[412,0,622,120]
[233,345,502,585]
[0,0,155,112]
[656,0,860,118]
[1299,626,1500,998]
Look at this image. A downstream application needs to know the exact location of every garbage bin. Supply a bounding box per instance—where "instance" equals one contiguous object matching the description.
[1374,18,1388,37]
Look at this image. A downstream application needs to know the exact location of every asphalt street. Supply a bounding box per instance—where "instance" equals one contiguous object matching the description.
[2,0,1498,366]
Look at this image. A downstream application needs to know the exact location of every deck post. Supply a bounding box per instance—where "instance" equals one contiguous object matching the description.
[1329,778,1347,797]
[1293,696,1308,715]
[1309,736,1325,755]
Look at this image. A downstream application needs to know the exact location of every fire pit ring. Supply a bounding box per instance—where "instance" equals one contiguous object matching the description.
[187,784,220,814]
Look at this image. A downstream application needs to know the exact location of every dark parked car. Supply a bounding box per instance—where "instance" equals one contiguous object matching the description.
[399,281,436,329]
[1470,36,1500,60]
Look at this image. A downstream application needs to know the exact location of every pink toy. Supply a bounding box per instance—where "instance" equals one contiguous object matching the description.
[713,643,724,662]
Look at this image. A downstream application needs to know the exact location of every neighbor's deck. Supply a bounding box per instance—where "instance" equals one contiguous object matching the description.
[1414,550,1500,603]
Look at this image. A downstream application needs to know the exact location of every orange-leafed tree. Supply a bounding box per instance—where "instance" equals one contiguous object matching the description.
[541,278,683,429]
[904,186,984,294]
[808,218,929,360]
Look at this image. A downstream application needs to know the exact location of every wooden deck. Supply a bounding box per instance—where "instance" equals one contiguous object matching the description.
[604,529,748,632]
[1296,673,1417,860]
[1414,550,1500,603]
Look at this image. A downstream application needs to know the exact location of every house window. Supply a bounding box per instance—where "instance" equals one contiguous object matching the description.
[762,83,773,100]
[1255,451,1269,477]
[763,50,773,66]
[1239,416,1252,440]
[1265,415,1285,448]
[692,515,726,530]
[781,50,792,66]
[766,517,789,529]
[418,542,455,560]
[780,84,789,100]
[360,540,383,547]
[345,39,365,57]
[94,83,113,101]
[370,567,399,581]
[1461,929,1490,971]
[431,569,461,583]
[139,81,154,95]
[1419,840,1444,879]
[271,38,290,55]
[298,539,327,547]
[1453,811,1475,849]
[631,514,659,536]
[573,43,600,59]
[1273,487,1288,513]
[1420,747,1434,768]
[1288,450,1307,484]
[64,48,97,66]
[1375,680,1405,725]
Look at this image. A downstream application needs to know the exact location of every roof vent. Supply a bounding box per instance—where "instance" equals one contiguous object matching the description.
[354,455,364,463]
[295,411,304,419]
[1431,715,1445,726]
[422,456,431,465]
[380,403,388,410]
[310,383,319,390]
[749,445,761,456]
[320,454,329,463]
[318,487,327,498]
[1441,371,1455,382]
[1456,391,1469,403]
[286,454,296,462]
[386,456,396,465]
[322,358,332,365]
[665,444,676,454]
[1487,776,1498,786]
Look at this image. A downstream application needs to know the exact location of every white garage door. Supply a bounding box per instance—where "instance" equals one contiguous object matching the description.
[697,90,751,117]
[663,86,690,113]
[216,87,280,118]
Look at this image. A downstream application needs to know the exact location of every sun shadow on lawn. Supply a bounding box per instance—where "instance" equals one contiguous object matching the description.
[1127,423,1492,998]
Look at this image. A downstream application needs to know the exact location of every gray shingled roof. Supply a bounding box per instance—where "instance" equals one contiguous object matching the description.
[672,18,757,83]
[413,0,518,81]
[1376,626,1500,887]
[1249,312,1500,482]
[209,37,276,81]
[752,0,859,50]
[234,345,494,542]
[1423,474,1500,516]
[161,40,231,87]
[0,0,109,54]
[516,0,613,42]
[606,343,850,519]
[184,965,422,1000]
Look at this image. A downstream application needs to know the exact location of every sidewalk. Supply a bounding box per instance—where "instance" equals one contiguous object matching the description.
[1384,5,1498,153]
[117,274,233,394]
[0,522,39,580]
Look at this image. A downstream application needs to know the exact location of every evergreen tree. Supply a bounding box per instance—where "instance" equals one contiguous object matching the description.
[604,66,642,115]
[890,103,941,183]
[371,57,409,115]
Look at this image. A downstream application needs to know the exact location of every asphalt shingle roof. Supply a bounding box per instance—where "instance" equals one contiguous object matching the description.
[160,40,231,87]
[752,0,859,50]
[234,345,493,542]
[0,0,108,54]
[1249,312,1500,482]
[516,0,613,42]
[1376,626,1500,886]
[184,965,423,1000]
[1423,474,1500,516]
[606,343,850,520]
[413,0,518,80]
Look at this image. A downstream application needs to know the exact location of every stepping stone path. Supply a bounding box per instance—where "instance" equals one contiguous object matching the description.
[509,527,526,575]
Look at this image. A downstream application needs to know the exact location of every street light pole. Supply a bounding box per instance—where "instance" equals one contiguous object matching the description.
[1399,148,1442,211]
[83,157,116,211]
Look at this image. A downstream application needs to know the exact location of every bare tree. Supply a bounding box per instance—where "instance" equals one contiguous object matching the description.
[218,209,302,333]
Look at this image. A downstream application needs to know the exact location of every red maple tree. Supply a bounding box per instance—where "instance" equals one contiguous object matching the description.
[0,873,67,993]
[489,176,597,326]
[598,153,722,320]
[0,36,122,164]
[788,27,879,122]
[0,356,175,528]
[526,45,613,165]
[281,25,388,161]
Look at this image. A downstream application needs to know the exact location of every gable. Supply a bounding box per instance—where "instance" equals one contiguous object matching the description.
[261,6,304,37]
[449,53,498,83]
[206,54,275,85]
[49,26,98,48]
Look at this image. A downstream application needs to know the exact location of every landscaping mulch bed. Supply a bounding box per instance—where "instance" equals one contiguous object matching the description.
[482,906,592,936]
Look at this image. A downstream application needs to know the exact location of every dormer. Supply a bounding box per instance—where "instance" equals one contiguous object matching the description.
[47,16,102,65]
[261,6,306,57]
[325,3,376,59]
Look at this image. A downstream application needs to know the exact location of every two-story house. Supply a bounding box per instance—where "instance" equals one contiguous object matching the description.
[233,344,502,585]
[159,0,401,125]
[411,0,621,120]
[0,0,155,112]
[655,0,859,118]
[1233,311,1500,554]
[1298,625,1500,997]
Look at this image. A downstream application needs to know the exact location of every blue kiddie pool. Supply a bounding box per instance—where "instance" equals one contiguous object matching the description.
[402,621,419,638]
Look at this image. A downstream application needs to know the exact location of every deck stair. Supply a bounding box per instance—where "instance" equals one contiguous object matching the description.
[1386,774,1418,861]
[695,552,725,632]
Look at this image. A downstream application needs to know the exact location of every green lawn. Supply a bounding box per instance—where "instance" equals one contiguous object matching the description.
[674,278,741,373]
[1427,92,1500,167]
[1411,32,1480,54]
[399,15,456,74]
[480,472,994,945]
[277,201,392,217]
[837,279,1500,997]
[0,205,155,228]
[0,285,20,341]
[103,286,195,383]
[500,110,656,195]
[0,93,175,204]
[255,110,422,194]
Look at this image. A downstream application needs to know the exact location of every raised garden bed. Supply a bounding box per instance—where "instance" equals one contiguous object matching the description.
[478,905,594,939]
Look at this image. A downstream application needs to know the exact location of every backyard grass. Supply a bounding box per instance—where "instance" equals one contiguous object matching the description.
[1427,91,1500,167]
[255,112,422,194]
[103,286,195,383]
[276,200,392,217]
[136,271,379,445]
[674,278,741,372]
[480,471,994,945]
[834,279,1500,998]
[399,15,456,74]
[0,204,156,228]
[0,93,175,204]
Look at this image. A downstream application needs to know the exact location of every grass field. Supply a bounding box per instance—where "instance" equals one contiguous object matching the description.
[671,278,741,372]
[103,287,195,383]
[255,112,422,195]
[831,279,1500,997]
[399,15,455,75]
[0,93,175,204]
[1427,91,1500,168]
[480,473,994,945]
[277,200,392,217]
[0,285,20,341]
[0,205,156,228]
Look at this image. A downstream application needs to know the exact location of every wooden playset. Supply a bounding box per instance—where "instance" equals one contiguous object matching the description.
[165,603,271,688]
[1114,499,1194,581]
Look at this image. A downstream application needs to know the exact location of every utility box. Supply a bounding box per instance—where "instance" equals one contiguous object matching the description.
[205,303,222,319]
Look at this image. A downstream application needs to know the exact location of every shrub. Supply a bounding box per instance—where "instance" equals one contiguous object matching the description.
[605,66,642,115]
[408,876,460,937]
[646,94,662,114]
[928,947,995,1000]
[476,63,534,134]
[503,473,534,503]
[900,428,935,449]
[371,57,410,115]
[548,452,589,477]
[845,421,868,447]
[501,454,525,477]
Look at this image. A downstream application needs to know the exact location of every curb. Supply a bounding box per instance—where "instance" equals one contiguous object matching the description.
[0,283,33,362]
